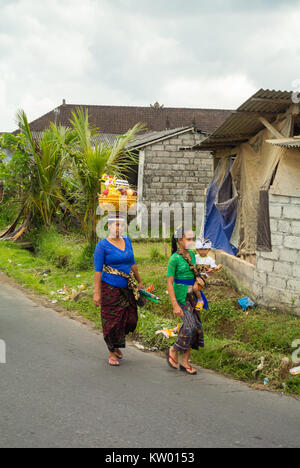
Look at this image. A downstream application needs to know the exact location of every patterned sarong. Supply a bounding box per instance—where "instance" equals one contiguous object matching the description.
[100,281,138,352]
[173,291,205,353]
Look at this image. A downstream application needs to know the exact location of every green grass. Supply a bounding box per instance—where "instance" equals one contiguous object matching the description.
[0,231,300,396]
[0,202,19,230]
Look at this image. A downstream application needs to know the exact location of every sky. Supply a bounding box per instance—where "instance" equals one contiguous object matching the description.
[1,0,300,131]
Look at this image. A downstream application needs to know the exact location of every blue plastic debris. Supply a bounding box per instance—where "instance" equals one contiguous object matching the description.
[238,296,257,311]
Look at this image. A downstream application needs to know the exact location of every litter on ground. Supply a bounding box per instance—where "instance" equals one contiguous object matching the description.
[238,296,257,311]
[290,366,300,376]
[156,325,181,339]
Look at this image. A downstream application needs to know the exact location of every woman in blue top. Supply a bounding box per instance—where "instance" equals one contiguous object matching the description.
[94,213,144,367]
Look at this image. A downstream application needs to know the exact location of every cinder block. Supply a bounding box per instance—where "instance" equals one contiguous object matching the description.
[279,248,299,264]
[271,234,283,247]
[184,152,196,159]
[256,257,274,273]
[287,278,300,292]
[277,220,291,233]
[284,236,300,250]
[164,145,175,151]
[262,286,285,303]
[252,281,263,299]
[273,261,293,276]
[269,194,291,204]
[254,270,268,285]
[269,205,282,218]
[270,219,278,232]
[293,264,300,278]
[267,274,287,290]
[146,164,160,170]
[291,221,300,235]
[259,249,279,261]
[149,144,165,151]
[283,206,300,220]
[291,197,300,205]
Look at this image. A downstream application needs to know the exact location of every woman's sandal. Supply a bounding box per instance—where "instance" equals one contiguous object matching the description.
[180,364,197,375]
[114,350,123,360]
[108,357,120,367]
[166,349,178,370]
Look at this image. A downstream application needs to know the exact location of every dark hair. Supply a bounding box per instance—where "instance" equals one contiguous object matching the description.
[171,226,195,255]
[171,227,184,255]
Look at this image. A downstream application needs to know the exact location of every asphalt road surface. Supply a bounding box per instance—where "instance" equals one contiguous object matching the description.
[0,278,300,448]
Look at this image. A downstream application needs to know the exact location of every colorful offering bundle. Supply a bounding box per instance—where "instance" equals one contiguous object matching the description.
[98,174,138,212]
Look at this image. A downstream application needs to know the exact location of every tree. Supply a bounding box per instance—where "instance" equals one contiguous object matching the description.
[69,108,144,245]
[15,110,75,227]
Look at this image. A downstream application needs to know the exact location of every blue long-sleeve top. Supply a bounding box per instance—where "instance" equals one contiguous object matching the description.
[94,236,136,289]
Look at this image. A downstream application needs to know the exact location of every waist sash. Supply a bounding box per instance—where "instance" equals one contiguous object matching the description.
[174,279,195,286]
[174,278,209,310]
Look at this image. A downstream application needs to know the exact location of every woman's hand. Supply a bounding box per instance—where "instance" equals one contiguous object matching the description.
[93,293,101,307]
[138,281,145,291]
[173,304,184,318]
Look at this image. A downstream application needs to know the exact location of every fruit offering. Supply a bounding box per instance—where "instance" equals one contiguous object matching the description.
[98,175,137,212]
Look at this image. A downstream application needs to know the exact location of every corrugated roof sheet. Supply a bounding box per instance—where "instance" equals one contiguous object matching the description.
[127,126,193,149]
[266,137,300,148]
[196,89,294,151]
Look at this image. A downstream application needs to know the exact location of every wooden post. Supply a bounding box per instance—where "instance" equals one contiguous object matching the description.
[162,221,168,257]
[259,117,284,139]
[137,150,145,230]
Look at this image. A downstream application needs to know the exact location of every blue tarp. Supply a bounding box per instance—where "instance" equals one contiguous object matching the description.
[204,159,239,256]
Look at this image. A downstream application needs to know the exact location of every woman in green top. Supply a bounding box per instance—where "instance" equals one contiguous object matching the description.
[166,227,205,375]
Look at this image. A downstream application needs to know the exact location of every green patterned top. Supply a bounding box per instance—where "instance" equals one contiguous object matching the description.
[166,251,196,304]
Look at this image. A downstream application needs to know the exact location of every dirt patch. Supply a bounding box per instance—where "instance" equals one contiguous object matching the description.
[205,271,241,304]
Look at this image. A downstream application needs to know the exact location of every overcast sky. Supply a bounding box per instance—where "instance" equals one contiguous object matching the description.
[1,0,300,131]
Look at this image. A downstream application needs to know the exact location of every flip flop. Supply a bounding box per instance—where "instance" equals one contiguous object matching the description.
[180,364,197,375]
[108,357,120,367]
[114,351,123,360]
[166,349,178,370]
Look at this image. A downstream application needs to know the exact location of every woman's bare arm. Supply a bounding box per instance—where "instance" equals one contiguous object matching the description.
[167,276,183,317]
[94,272,102,307]
[131,264,144,289]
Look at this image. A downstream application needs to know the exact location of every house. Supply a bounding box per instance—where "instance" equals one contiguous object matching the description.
[125,126,213,231]
[194,89,300,315]
[14,102,232,226]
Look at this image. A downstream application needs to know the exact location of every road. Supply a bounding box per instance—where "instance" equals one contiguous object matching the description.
[0,278,300,448]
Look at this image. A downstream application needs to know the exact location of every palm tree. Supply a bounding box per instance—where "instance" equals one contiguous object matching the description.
[16,110,74,227]
[70,108,144,245]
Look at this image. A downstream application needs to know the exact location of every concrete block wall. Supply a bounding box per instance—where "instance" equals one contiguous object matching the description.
[142,131,213,207]
[215,194,300,315]
[253,194,300,314]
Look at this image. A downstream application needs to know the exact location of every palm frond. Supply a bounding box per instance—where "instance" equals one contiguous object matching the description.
[16,109,38,156]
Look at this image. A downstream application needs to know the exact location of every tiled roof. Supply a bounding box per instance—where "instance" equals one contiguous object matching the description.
[22,103,232,135]
[31,128,196,149]
[31,131,120,146]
